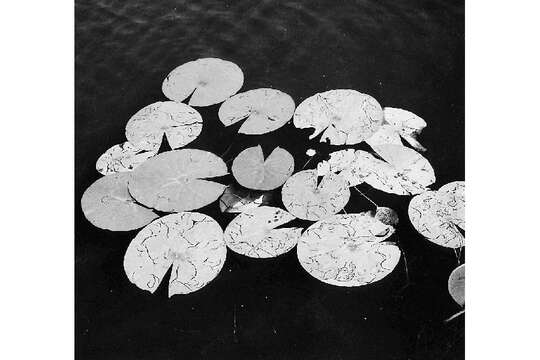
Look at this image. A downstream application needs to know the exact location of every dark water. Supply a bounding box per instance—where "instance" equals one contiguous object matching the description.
[75,1,464,359]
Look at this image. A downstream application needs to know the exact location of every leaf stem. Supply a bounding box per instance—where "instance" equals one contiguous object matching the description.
[444,309,465,323]
[353,186,378,208]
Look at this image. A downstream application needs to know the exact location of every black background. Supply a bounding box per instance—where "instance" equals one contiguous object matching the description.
[75,0,464,359]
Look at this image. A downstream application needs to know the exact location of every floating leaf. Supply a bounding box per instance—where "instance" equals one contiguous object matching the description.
[306,149,316,157]
[218,185,270,213]
[125,101,202,151]
[128,149,228,212]
[316,145,435,195]
[218,88,295,134]
[383,107,427,151]
[448,264,465,306]
[123,212,226,296]
[224,206,302,258]
[282,170,350,221]
[408,181,465,248]
[162,58,244,107]
[231,145,294,190]
[81,172,158,231]
[96,141,158,175]
[297,213,400,286]
[365,124,403,148]
[293,89,383,145]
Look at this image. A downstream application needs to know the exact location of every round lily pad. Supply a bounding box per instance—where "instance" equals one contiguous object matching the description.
[128,149,228,212]
[81,172,158,231]
[448,264,465,306]
[293,89,384,145]
[96,141,158,175]
[224,206,302,258]
[281,169,350,221]
[125,101,203,151]
[218,88,295,134]
[297,213,400,287]
[162,58,244,107]
[123,212,226,296]
[231,145,294,190]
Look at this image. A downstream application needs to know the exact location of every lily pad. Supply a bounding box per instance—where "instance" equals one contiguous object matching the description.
[293,89,384,145]
[81,172,158,231]
[365,124,403,148]
[218,185,270,213]
[96,141,158,175]
[383,107,427,151]
[224,206,302,258]
[448,264,465,306]
[408,181,465,248]
[125,101,203,151]
[128,149,228,212]
[162,58,244,107]
[281,170,350,221]
[297,213,400,287]
[218,88,295,134]
[123,212,226,296]
[231,145,294,190]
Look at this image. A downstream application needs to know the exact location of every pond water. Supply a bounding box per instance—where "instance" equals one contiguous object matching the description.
[76,0,464,359]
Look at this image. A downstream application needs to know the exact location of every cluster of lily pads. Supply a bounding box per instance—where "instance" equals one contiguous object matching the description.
[81,58,465,307]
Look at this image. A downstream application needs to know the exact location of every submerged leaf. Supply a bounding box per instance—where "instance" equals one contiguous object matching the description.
[218,185,270,213]
[224,206,302,258]
[297,213,400,287]
[123,212,226,296]
[375,207,399,226]
[282,170,350,221]
[81,172,158,231]
[408,181,465,248]
[162,58,244,107]
[125,101,203,151]
[383,107,427,151]
[218,88,295,134]
[128,149,228,212]
[316,145,435,195]
[448,264,465,306]
[96,141,158,175]
[293,89,384,145]
[231,145,294,190]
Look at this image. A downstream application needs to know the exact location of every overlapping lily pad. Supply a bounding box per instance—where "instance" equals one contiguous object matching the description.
[123,212,226,296]
[282,170,350,221]
[128,149,228,212]
[224,206,302,258]
[81,172,158,231]
[162,58,244,107]
[297,213,400,287]
[218,88,295,134]
[383,107,427,151]
[293,89,384,145]
[96,141,158,175]
[231,145,294,190]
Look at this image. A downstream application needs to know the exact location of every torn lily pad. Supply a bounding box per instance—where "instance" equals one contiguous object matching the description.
[162,58,244,107]
[297,213,400,287]
[124,212,226,296]
[231,145,294,190]
[316,145,435,195]
[81,172,158,231]
[219,185,270,213]
[383,107,427,151]
[448,264,465,306]
[96,141,158,175]
[408,181,465,248]
[282,170,350,221]
[293,89,383,145]
[128,149,228,212]
[224,206,302,258]
[218,88,295,134]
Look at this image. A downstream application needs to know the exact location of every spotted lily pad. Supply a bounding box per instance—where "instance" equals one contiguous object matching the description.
[297,213,400,286]
[123,212,226,296]
[293,89,383,145]
[408,181,465,248]
[282,170,350,221]
[231,145,294,190]
[96,141,158,175]
[218,88,295,134]
[448,264,465,306]
[124,101,202,152]
[128,149,228,212]
[224,206,302,258]
[162,58,244,107]
[81,172,158,231]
